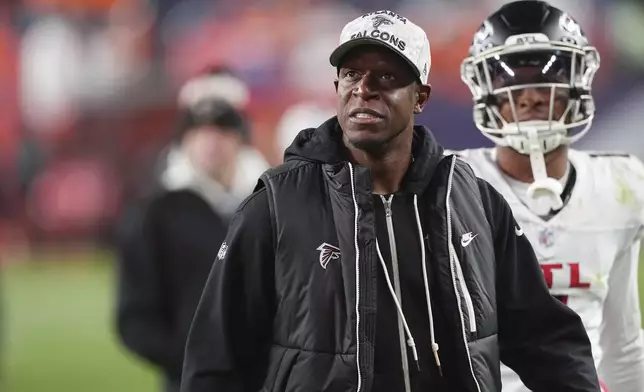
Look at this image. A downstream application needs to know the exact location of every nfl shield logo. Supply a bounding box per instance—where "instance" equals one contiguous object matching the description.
[538,228,554,248]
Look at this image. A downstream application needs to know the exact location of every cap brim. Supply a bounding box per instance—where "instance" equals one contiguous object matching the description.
[329,38,421,80]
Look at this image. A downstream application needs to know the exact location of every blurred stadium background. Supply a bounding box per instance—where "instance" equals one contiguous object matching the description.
[0,0,643,391]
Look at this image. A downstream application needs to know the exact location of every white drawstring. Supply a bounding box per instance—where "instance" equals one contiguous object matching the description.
[375,241,420,370]
[413,194,442,376]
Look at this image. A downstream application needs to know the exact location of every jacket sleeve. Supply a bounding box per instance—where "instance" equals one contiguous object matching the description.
[597,239,644,390]
[180,188,275,392]
[478,179,601,392]
[115,201,184,378]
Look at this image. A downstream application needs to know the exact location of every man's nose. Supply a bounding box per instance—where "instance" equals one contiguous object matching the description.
[353,73,379,100]
[515,87,548,110]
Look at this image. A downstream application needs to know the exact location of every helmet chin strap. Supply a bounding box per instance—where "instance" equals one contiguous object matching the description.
[524,127,564,216]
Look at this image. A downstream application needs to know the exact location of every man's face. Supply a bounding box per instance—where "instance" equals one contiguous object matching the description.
[493,67,569,124]
[334,45,430,151]
[184,126,242,176]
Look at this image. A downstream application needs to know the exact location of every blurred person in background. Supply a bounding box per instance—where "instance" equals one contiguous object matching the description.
[181,9,599,392]
[115,94,268,392]
[156,65,268,196]
[454,1,644,391]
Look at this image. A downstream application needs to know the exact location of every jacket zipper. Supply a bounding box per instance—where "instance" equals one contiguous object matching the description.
[381,195,412,392]
[347,163,362,392]
[445,157,482,392]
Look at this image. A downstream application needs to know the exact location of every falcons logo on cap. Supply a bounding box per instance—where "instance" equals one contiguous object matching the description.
[372,16,393,28]
[317,243,341,269]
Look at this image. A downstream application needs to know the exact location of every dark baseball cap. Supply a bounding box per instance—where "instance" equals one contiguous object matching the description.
[175,98,249,142]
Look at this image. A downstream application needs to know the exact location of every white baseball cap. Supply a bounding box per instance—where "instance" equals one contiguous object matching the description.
[329,10,431,84]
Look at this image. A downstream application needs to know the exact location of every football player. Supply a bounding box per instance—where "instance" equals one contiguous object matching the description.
[452,1,644,391]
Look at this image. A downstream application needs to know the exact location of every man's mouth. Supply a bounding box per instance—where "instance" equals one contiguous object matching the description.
[349,109,384,124]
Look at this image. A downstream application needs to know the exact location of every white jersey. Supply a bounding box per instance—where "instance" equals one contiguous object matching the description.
[449,148,644,392]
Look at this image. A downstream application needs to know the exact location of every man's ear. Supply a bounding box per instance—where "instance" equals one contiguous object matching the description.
[414,84,432,114]
[334,80,339,92]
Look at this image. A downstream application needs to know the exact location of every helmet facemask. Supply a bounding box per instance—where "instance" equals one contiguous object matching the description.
[461,40,600,214]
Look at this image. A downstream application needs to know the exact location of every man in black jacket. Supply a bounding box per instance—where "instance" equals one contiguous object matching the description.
[115,98,267,392]
[181,9,600,392]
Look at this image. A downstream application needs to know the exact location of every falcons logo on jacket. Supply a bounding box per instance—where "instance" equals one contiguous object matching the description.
[316,243,341,269]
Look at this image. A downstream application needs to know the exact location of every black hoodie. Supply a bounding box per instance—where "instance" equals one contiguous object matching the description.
[181,118,600,392]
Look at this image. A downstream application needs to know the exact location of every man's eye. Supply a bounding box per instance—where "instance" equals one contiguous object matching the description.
[381,73,394,80]
[344,70,357,79]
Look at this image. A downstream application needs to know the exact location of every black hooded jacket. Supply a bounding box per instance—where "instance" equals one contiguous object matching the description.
[180,118,600,392]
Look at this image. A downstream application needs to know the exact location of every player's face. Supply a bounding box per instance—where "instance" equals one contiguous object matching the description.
[493,67,569,124]
[334,45,430,152]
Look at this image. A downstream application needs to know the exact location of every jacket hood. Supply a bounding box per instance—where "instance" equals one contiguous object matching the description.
[284,116,446,194]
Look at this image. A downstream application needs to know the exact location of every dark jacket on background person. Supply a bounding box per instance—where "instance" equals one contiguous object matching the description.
[181,117,600,392]
[115,142,268,392]
[115,179,232,392]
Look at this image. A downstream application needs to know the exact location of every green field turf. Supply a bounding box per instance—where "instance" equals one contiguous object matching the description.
[2,250,158,392]
[2,249,644,392]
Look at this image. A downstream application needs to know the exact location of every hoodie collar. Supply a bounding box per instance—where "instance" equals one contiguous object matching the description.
[160,146,244,216]
[284,117,445,194]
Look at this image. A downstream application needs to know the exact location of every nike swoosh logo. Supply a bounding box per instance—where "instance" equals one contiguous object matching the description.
[461,233,478,247]
[515,226,523,236]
